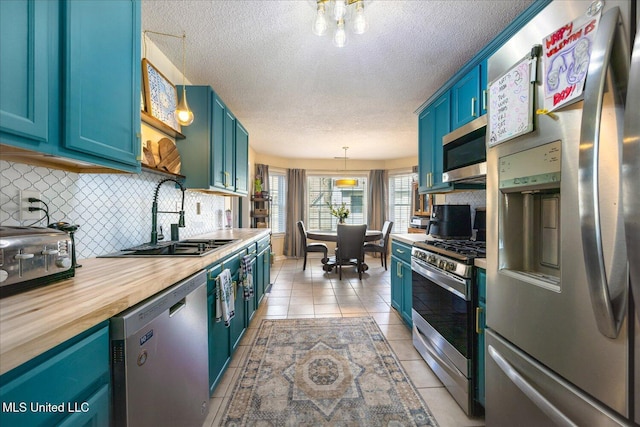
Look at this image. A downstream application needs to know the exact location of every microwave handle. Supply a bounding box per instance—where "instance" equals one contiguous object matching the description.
[578,7,628,339]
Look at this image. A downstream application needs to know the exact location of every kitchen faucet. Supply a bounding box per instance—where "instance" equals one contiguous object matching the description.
[151,178,186,245]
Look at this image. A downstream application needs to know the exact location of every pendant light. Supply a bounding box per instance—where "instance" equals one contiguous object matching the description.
[335,146,358,187]
[143,30,194,127]
[175,32,194,126]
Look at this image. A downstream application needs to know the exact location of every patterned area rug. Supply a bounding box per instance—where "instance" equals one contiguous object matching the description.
[220,317,439,426]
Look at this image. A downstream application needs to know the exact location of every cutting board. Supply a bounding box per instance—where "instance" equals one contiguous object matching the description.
[156,138,181,174]
[142,141,156,167]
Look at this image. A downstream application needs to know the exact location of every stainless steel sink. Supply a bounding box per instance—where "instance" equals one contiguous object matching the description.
[98,239,239,258]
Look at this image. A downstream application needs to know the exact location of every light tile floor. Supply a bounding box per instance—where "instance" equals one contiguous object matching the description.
[204,255,486,427]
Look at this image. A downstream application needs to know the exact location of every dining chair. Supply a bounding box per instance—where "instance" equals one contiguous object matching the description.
[363,221,394,270]
[335,223,367,280]
[297,221,328,271]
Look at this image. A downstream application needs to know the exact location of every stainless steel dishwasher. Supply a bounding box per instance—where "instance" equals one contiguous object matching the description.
[111,270,208,426]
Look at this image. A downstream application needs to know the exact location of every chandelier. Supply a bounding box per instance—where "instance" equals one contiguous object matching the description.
[312,0,368,48]
[335,147,358,187]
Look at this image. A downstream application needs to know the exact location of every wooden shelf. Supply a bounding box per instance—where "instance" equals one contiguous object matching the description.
[142,165,186,180]
[141,111,185,139]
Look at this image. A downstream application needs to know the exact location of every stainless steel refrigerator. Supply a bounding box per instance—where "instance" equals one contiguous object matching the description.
[485,0,638,425]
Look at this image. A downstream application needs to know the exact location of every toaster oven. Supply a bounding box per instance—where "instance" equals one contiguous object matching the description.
[0,226,74,298]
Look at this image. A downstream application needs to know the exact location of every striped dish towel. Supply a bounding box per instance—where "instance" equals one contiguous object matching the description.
[215,269,235,327]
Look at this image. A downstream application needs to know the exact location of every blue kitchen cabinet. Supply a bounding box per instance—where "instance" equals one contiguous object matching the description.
[390,240,413,326]
[0,322,110,427]
[0,0,51,151]
[207,262,231,395]
[0,0,141,173]
[476,267,486,408]
[451,60,489,128]
[178,86,248,195]
[223,109,236,191]
[255,236,271,308]
[235,120,249,195]
[418,92,452,193]
[480,59,488,116]
[451,67,481,128]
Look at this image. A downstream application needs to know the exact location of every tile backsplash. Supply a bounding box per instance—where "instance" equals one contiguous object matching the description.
[436,190,487,223]
[0,160,226,259]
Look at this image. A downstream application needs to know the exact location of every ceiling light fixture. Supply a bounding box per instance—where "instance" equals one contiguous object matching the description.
[143,30,194,126]
[313,0,368,48]
[335,146,358,187]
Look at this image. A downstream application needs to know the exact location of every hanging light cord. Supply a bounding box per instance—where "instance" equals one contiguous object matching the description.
[142,29,186,85]
[143,29,185,64]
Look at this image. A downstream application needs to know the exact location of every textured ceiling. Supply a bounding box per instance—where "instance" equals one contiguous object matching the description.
[141,0,535,160]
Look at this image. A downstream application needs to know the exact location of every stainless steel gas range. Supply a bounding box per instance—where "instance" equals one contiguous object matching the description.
[411,239,485,416]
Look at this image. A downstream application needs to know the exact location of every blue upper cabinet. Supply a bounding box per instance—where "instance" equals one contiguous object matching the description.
[0,0,141,173]
[234,120,249,195]
[418,93,451,192]
[480,59,488,116]
[212,94,226,189]
[451,66,481,129]
[223,109,236,190]
[178,86,249,195]
[0,0,52,150]
[60,0,141,171]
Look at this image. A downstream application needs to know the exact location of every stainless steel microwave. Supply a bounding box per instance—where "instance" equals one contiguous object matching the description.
[442,115,487,183]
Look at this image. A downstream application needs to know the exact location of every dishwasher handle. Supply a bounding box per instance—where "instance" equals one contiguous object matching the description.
[169,297,186,317]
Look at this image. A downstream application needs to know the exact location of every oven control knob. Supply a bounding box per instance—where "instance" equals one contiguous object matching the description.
[56,257,72,269]
[438,260,446,269]
[0,270,7,283]
[428,255,436,263]
[447,262,456,271]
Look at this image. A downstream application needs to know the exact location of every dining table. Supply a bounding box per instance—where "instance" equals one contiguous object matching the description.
[306,229,383,272]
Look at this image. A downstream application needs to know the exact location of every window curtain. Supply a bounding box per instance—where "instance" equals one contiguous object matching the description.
[255,163,269,195]
[367,169,388,230]
[284,168,306,257]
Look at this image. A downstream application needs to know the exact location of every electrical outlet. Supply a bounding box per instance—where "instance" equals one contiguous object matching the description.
[19,190,43,222]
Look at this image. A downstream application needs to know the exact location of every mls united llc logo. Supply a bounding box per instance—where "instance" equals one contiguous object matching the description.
[2,401,90,414]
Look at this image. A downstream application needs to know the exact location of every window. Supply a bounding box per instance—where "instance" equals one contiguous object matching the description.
[388,172,414,233]
[269,171,286,233]
[307,175,367,231]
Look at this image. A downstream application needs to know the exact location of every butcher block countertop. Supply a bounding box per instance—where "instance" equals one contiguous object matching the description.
[0,229,270,375]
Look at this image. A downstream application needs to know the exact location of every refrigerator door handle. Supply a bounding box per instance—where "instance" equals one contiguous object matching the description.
[488,345,578,427]
[578,7,629,339]
[623,28,640,311]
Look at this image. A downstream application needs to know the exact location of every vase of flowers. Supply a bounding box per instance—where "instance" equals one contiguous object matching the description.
[327,202,349,224]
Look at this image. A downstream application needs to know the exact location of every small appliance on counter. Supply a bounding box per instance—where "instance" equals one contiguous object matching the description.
[0,226,74,298]
[410,216,430,229]
[472,207,486,242]
[426,204,472,239]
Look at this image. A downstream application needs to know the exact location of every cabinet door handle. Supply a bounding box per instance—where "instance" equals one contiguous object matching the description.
[476,306,484,334]
[471,97,477,117]
[224,171,231,187]
[482,90,487,111]
[397,261,403,278]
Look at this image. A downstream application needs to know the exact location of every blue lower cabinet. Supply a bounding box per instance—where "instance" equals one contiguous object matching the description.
[207,247,258,394]
[207,292,231,395]
[0,322,110,427]
[390,240,413,326]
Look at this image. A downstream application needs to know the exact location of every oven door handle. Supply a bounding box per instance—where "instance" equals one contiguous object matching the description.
[412,258,469,300]
[413,323,468,390]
